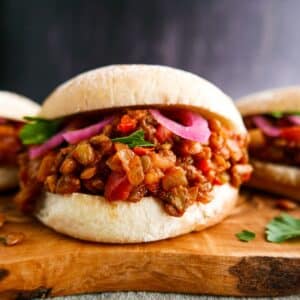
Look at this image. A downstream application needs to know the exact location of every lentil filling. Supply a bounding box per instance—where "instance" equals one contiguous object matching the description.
[245,115,300,166]
[0,120,23,166]
[16,109,252,216]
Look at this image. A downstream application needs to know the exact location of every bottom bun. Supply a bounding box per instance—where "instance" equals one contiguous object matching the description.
[247,159,300,201]
[35,184,238,243]
[0,166,18,191]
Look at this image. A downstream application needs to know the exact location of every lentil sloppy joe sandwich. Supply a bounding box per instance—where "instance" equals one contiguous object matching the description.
[16,65,252,243]
[0,91,40,191]
[237,86,300,201]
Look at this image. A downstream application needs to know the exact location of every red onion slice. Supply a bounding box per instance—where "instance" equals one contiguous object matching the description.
[62,116,113,144]
[29,131,64,159]
[29,116,114,159]
[252,116,281,137]
[287,115,300,125]
[150,109,210,143]
[0,117,6,124]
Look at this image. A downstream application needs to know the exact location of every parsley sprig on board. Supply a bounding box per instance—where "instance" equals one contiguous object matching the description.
[235,213,300,243]
[235,230,256,242]
[266,213,300,243]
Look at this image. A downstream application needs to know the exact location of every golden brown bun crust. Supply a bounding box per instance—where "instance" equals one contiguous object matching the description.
[35,184,238,243]
[40,65,246,134]
[0,91,40,122]
[236,86,300,116]
[247,159,300,201]
[0,166,18,191]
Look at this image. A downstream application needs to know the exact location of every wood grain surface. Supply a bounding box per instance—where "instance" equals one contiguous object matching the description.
[0,190,299,299]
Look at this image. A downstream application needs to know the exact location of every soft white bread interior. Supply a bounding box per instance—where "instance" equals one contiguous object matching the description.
[35,183,238,243]
[39,65,246,134]
[0,166,18,191]
[0,91,40,121]
[247,159,300,201]
[237,86,300,116]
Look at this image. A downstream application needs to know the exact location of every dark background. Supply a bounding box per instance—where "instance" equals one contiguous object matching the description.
[1,0,300,103]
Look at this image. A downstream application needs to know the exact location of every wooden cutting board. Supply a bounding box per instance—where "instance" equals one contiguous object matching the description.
[0,190,299,299]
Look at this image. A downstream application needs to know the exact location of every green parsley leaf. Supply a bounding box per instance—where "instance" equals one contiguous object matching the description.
[266,213,300,243]
[112,130,154,148]
[269,111,284,118]
[289,111,300,116]
[19,117,61,145]
[23,116,49,122]
[235,230,256,242]
[269,111,300,119]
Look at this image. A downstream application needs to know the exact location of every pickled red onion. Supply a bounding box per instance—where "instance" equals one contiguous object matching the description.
[29,116,113,159]
[287,115,300,125]
[63,116,113,144]
[29,131,64,159]
[252,116,281,137]
[149,109,210,143]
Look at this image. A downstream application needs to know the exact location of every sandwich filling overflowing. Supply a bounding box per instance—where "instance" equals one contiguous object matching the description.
[16,109,251,216]
[245,112,300,166]
[0,118,23,167]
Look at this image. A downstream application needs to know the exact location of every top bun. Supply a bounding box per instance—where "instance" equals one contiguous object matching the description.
[0,91,40,122]
[237,86,300,116]
[40,65,246,134]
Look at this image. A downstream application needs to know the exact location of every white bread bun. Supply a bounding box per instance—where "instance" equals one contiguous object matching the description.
[0,91,40,122]
[34,65,245,243]
[237,86,300,200]
[40,65,246,134]
[236,86,300,116]
[0,166,18,191]
[247,160,300,201]
[36,184,237,243]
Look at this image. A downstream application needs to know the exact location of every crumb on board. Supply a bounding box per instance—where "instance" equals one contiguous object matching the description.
[0,232,25,246]
[275,199,297,211]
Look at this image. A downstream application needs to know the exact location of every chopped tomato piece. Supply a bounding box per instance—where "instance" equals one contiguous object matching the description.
[195,159,211,174]
[213,177,222,185]
[117,115,137,134]
[133,147,154,156]
[155,125,172,143]
[280,126,300,141]
[104,172,133,201]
